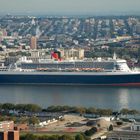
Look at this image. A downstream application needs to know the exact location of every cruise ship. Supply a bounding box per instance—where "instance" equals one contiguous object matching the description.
[0,55,140,86]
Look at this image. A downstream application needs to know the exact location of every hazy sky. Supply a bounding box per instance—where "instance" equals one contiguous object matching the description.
[0,0,140,15]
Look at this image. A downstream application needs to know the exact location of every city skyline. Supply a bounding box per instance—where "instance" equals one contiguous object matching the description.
[0,0,140,15]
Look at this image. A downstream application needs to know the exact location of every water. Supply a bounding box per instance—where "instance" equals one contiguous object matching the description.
[0,85,140,110]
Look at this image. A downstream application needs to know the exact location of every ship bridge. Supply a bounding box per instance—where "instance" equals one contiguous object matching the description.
[115,59,131,72]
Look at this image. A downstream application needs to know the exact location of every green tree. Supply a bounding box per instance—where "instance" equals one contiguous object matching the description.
[49,135,59,140]
[86,107,96,114]
[108,124,113,131]
[29,116,39,125]
[116,121,123,126]
[38,135,49,140]
[0,103,2,111]
[25,104,42,112]
[85,130,91,136]
[129,109,139,115]
[75,134,85,140]
[75,107,86,115]
[96,109,112,116]
[59,134,74,140]
[0,116,5,121]
[120,108,129,116]
[85,127,97,136]
[2,103,15,111]
[21,133,38,140]
[47,106,57,112]
[15,104,26,111]
[19,116,28,123]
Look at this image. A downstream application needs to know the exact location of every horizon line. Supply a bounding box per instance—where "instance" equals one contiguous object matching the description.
[0,10,140,16]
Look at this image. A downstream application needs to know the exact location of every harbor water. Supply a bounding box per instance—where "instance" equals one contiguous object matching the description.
[0,85,140,110]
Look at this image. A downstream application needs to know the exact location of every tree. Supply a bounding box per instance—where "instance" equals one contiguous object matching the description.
[0,116,5,121]
[2,103,15,111]
[19,116,28,123]
[15,104,26,111]
[108,124,113,131]
[75,107,86,115]
[0,103,2,110]
[48,135,59,140]
[29,116,39,125]
[120,108,129,117]
[38,135,49,140]
[85,127,98,136]
[116,121,123,126]
[24,104,42,112]
[75,134,85,140]
[21,133,38,140]
[90,127,98,134]
[86,107,96,114]
[85,130,93,136]
[46,106,57,112]
[59,134,74,140]
[96,109,112,116]
[129,109,139,115]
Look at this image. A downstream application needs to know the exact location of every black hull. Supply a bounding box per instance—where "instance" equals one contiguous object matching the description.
[0,72,140,86]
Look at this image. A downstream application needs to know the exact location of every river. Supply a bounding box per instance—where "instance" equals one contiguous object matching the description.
[0,85,140,110]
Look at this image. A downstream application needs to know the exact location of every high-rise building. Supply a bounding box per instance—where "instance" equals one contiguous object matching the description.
[135,24,140,34]
[30,36,37,50]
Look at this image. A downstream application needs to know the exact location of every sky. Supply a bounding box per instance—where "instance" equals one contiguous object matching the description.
[0,0,140,15]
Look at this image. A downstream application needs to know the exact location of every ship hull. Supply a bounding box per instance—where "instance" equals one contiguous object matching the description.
[0,72,140,86]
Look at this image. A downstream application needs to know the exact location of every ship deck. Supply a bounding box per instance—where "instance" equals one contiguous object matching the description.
[0,71,139,76]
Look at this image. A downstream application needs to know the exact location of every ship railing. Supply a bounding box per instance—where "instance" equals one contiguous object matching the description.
[19,69,35,72]
[35,67,104,72]
[0,67,9,71]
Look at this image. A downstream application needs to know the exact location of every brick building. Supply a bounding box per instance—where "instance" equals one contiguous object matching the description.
[0,131,19,140]
[0,131,7,140]
[8,131,19,140]
[0,121,14,131]
[14,123,29,131]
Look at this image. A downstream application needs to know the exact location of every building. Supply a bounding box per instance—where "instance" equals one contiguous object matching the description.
[5,56,20,66]
[30,50,40,57]
[14,123,29,131]
[131,122,140,131]
[0,131,19,140]
[107,130,140,140]
[0,131,7,140]
[65,48,84,60]
[135,24,140,34]
[0,29,7,37]
[30,36,37,50]
[1,29,7,37]
[58,48,84,60]
[8,131,19,140]
[84,50,92,58]
[0,121,14,131]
